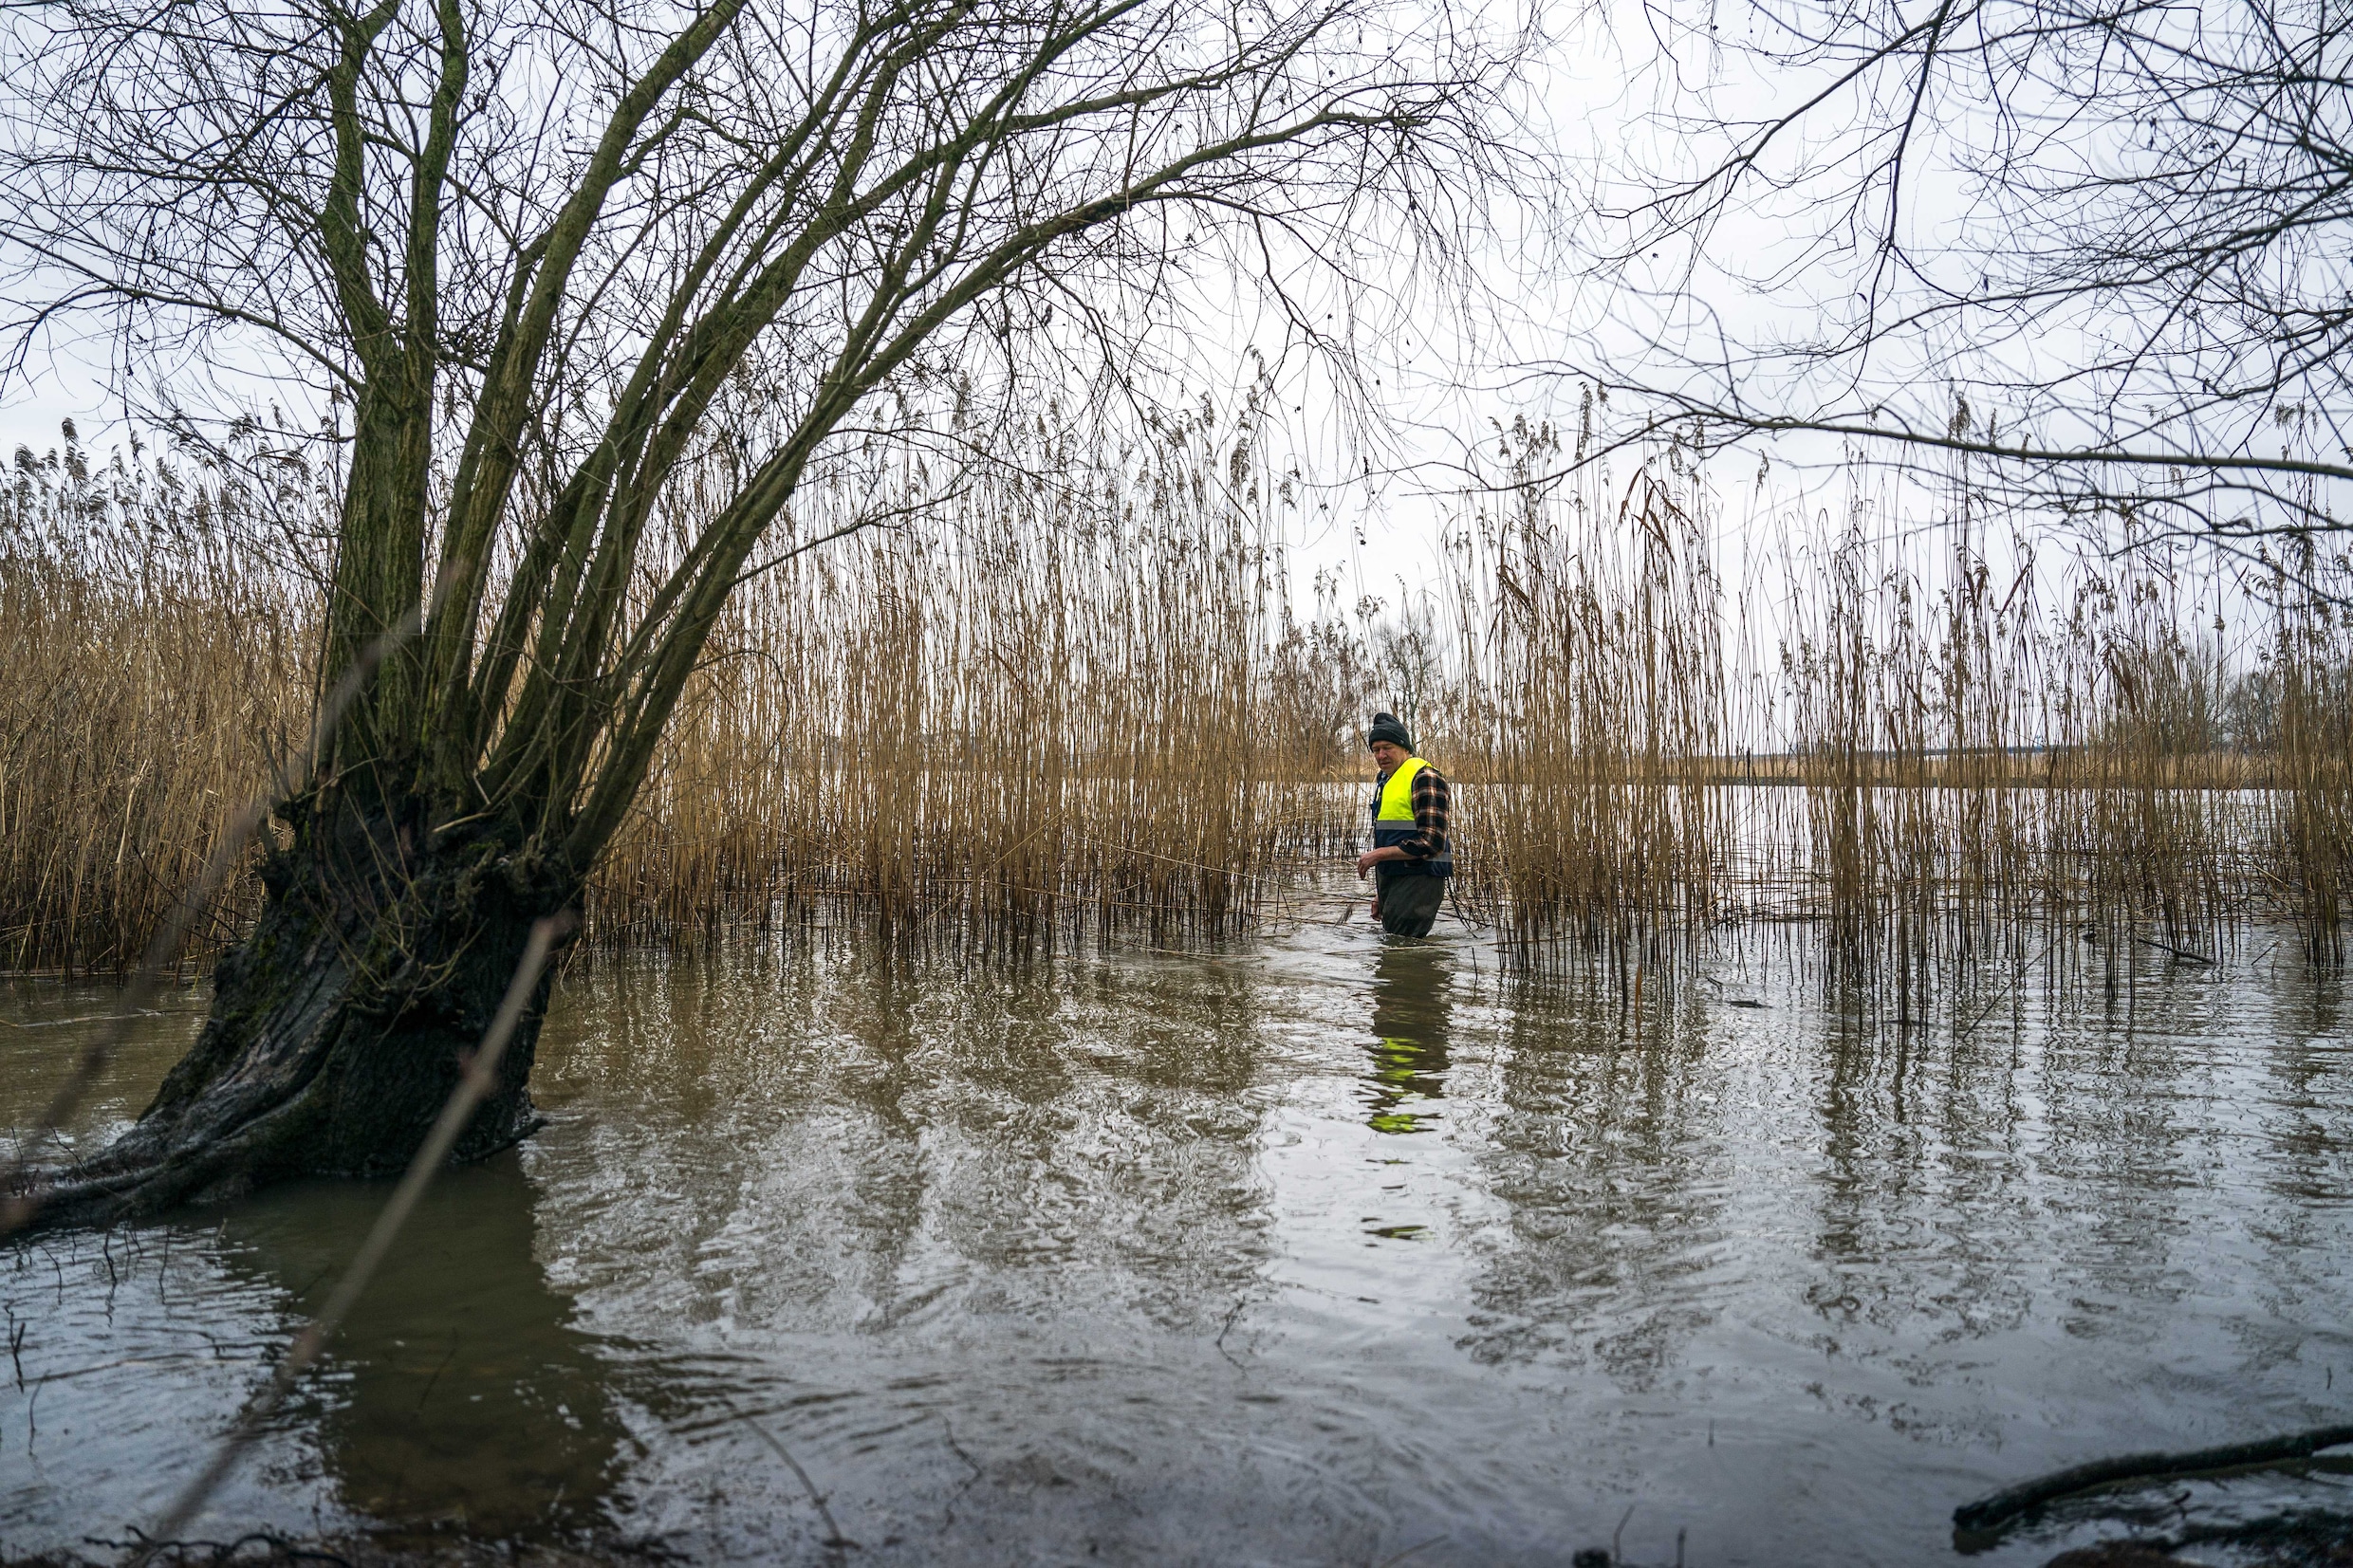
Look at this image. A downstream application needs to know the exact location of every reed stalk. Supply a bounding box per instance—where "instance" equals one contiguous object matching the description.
[5,413,2347,987]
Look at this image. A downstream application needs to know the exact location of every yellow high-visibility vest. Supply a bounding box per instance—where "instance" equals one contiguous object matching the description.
[1374,756,1429,831]
[1369,756,1451,876]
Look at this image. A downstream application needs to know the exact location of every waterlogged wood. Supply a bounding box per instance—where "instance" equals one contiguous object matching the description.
[17,805,562,1231]
[1952,1424,2353,1534]
[139,915,569,1551]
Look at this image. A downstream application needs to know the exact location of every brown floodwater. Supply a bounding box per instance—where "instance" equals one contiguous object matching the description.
[5,906,2353,1566]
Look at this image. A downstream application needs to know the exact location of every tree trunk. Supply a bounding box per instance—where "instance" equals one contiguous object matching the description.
[25,789,574,1231]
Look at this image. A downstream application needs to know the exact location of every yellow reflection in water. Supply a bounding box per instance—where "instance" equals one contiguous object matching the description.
[1362,941,1454,1134]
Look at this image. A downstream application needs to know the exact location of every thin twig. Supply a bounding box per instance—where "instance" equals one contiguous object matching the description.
[1955,931,2058,1039]
[1374,1537,1447,1568]
[740,1414,854,1561]
[2129,933,2216,966]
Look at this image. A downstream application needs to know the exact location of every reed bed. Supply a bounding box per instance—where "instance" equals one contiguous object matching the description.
[590,403,1352,952]
[1,428,317,973]
[1436,419,2353,987]
[4,410,2348,987]
[2268,540,2353,962]
[1438,451,1730,982]
[0,408,1354,969]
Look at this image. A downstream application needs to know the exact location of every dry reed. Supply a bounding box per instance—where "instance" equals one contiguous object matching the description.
[5,409,2348,990]
[1434,421,2352,994]
[1438,422,1728,981]
[1,407,1354,970]
[1,426,316,973]
[591,400,1350,952]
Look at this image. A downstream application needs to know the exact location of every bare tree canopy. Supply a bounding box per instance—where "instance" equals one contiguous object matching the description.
[0,0,1520,1226]
[1550,0,2353,540]
[8,0,1510,850]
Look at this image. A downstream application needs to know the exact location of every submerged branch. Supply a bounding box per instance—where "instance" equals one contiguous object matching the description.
[1954,1424,2353,1536]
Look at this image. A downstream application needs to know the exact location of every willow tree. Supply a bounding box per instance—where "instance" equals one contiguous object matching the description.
[3,0,1502,1225]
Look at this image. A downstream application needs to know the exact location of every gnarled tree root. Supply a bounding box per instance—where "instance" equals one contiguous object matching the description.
[9,833,558,1236]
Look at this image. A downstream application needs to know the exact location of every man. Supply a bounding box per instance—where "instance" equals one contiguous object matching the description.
[1354,711,1453,937]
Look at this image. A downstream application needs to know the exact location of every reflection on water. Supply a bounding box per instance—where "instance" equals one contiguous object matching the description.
[217,1159,627,1538]
[8,916,2353,1567]
[1363,943,1454,1134]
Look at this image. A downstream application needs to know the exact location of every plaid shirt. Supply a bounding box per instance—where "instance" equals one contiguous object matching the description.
[1376,762,1451,863]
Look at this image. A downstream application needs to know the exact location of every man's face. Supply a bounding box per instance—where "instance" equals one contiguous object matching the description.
[1369,740,1407,772]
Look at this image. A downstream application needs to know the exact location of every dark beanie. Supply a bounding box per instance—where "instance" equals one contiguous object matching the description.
[1367,711,1413,750]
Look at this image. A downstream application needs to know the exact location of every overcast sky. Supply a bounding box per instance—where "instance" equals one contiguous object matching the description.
[1,0,2303,684]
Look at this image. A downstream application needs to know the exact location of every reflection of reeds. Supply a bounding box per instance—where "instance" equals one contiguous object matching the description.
[5,415,2349,984]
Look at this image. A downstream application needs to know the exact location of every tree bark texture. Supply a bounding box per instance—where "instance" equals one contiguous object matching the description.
[24,792,572,1231]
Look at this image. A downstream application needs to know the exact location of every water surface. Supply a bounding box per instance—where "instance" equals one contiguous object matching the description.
[6,907,2352,1565]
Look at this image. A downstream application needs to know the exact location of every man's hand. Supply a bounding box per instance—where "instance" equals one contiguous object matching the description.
[1354,847,1395,877]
